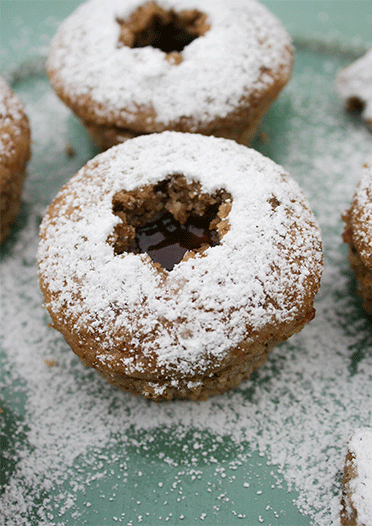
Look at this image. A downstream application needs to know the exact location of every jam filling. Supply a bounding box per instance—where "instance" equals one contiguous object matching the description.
[110,174,231,272]
[117,1,210,54]
[135,211,219,271]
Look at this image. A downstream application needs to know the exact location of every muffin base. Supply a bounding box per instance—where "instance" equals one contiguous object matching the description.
[83,78,284,150]
[53,304,315,401]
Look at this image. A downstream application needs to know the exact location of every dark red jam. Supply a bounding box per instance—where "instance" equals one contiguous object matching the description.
[135,212,218,271]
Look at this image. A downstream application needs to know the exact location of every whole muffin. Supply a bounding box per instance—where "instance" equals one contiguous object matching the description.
[38,132,323,401]
[46,0,293,150]
[0,79,31,243]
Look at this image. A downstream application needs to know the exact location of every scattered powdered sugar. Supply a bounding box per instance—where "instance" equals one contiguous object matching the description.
[336,48,372,123]
[2,34,372,526]
[47,0,292,127]
[37,132,322,374]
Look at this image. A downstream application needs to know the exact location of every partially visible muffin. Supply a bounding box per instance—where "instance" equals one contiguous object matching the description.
[341,428,372,526]
[46,0,293,150]
[0,78,31,243]
[336,49,372,127]
[342,163,372,315]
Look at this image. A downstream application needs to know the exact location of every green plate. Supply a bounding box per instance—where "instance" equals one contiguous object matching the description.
[1,2,372,525]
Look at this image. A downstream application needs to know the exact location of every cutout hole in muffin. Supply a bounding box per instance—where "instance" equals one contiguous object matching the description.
[346,96,366,114]
[116,1,210,60]
[109,174,231,271]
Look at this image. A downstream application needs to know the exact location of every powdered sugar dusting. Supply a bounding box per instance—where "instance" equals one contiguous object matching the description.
[47,0,293,127]
[37,132,322,374]
[2,33,372,526]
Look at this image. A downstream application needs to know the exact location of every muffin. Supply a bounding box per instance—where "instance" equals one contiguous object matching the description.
[38,132,323,400]
[46,0,293,150]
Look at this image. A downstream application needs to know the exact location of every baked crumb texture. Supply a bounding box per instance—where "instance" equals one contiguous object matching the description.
[336,49,372,127]
[341,428,372,526]
[343,163,372,316]
[46,0,293,150]
[37,132,323,401]
[0,78,31,243]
